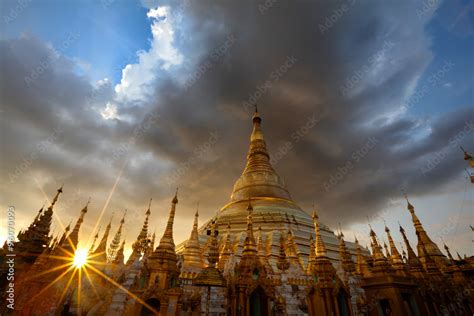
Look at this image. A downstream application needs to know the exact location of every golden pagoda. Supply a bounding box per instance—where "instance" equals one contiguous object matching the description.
[177,108,361,265]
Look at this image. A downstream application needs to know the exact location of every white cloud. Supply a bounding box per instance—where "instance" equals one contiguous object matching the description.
[101,102,119,120]
[114,6,183,103]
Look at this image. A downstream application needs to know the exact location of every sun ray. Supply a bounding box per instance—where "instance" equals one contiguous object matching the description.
[26,265,75,304]
[57,268,77,308]
[78,268,82,310]
[83,266,101,299]
[22,262,72,281]
[86,159,127,247]
[86,264,159,315]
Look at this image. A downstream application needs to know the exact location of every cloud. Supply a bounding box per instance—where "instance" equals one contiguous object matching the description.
[114,6,184,103]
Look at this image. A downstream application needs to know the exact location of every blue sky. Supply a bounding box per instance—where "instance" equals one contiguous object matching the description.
[412,0,473,117]
[2,0,150,82]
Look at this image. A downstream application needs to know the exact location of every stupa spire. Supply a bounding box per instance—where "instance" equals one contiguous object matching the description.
[62,199,89,253]
[242,198,257,256]
[158,190,178,250]
[89,226,101,253]
[89,226,100,253]
[385,223,404,267]
[32,186,63,251]
[182,205,204,270]
[338,228,355,273]
[113,240,126,265]
[399,224,424,278]
[57,221,72,249]
[108,210,126,262]
[307,234,315,274]
[93,215,113,263]
[355,236,370,276]
[127,201,153,265]
[230,107,291,201]
[369,225,390,272]
[218,224,233,270]
[403,192,446,267]
[312,208,327,258]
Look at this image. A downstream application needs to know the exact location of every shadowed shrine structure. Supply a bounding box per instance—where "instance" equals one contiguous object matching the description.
[1,110,473,315]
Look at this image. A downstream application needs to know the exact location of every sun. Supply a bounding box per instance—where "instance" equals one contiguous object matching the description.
[73,249,88,268]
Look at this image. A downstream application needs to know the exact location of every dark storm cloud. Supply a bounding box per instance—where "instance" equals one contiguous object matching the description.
[0,0,472,245]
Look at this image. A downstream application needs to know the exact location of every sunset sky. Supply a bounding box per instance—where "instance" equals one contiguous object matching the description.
[1,0,473,258]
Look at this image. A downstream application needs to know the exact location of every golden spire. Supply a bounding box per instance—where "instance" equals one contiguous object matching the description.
[307,234,315,274]
[403,192,446,267]
[312,208,327,258]
[127,203,153,265]
[286,229,303,270]
[93,215,113,263]
[418,237,443,280]
[63,199,89,252]
[132,199,152,253]
[218,224,233,270]
[108,210,126,262]
[113,240,126,265]
[157,190,178,251]
[48,185,63,211]
[355,236,370,276]
[399,224,424,277]
[57,221,72,248]
[89,226,101,253]
[338,228,355,273]
[182,205,204,270]
[230,107,291,201]
[242,198,257,256]
[31,186,63,252]
[368,225,388,267]
[384,223,404,267]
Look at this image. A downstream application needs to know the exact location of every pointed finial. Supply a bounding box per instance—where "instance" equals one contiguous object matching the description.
[402,189,414,210]
[146,198,152,216]
[312,204,318,220]
[172,188,178,204]
[195,202,199,217]
[252,104,261,123]
[120,209,127,224]
[399,223,405,234]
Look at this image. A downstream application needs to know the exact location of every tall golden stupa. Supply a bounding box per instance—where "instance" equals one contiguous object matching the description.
[178,108,361,264]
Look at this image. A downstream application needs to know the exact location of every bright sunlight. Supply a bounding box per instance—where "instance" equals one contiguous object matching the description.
[73,249,88,268]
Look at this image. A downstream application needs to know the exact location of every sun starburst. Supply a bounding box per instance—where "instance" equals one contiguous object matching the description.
[73,249,89,268]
